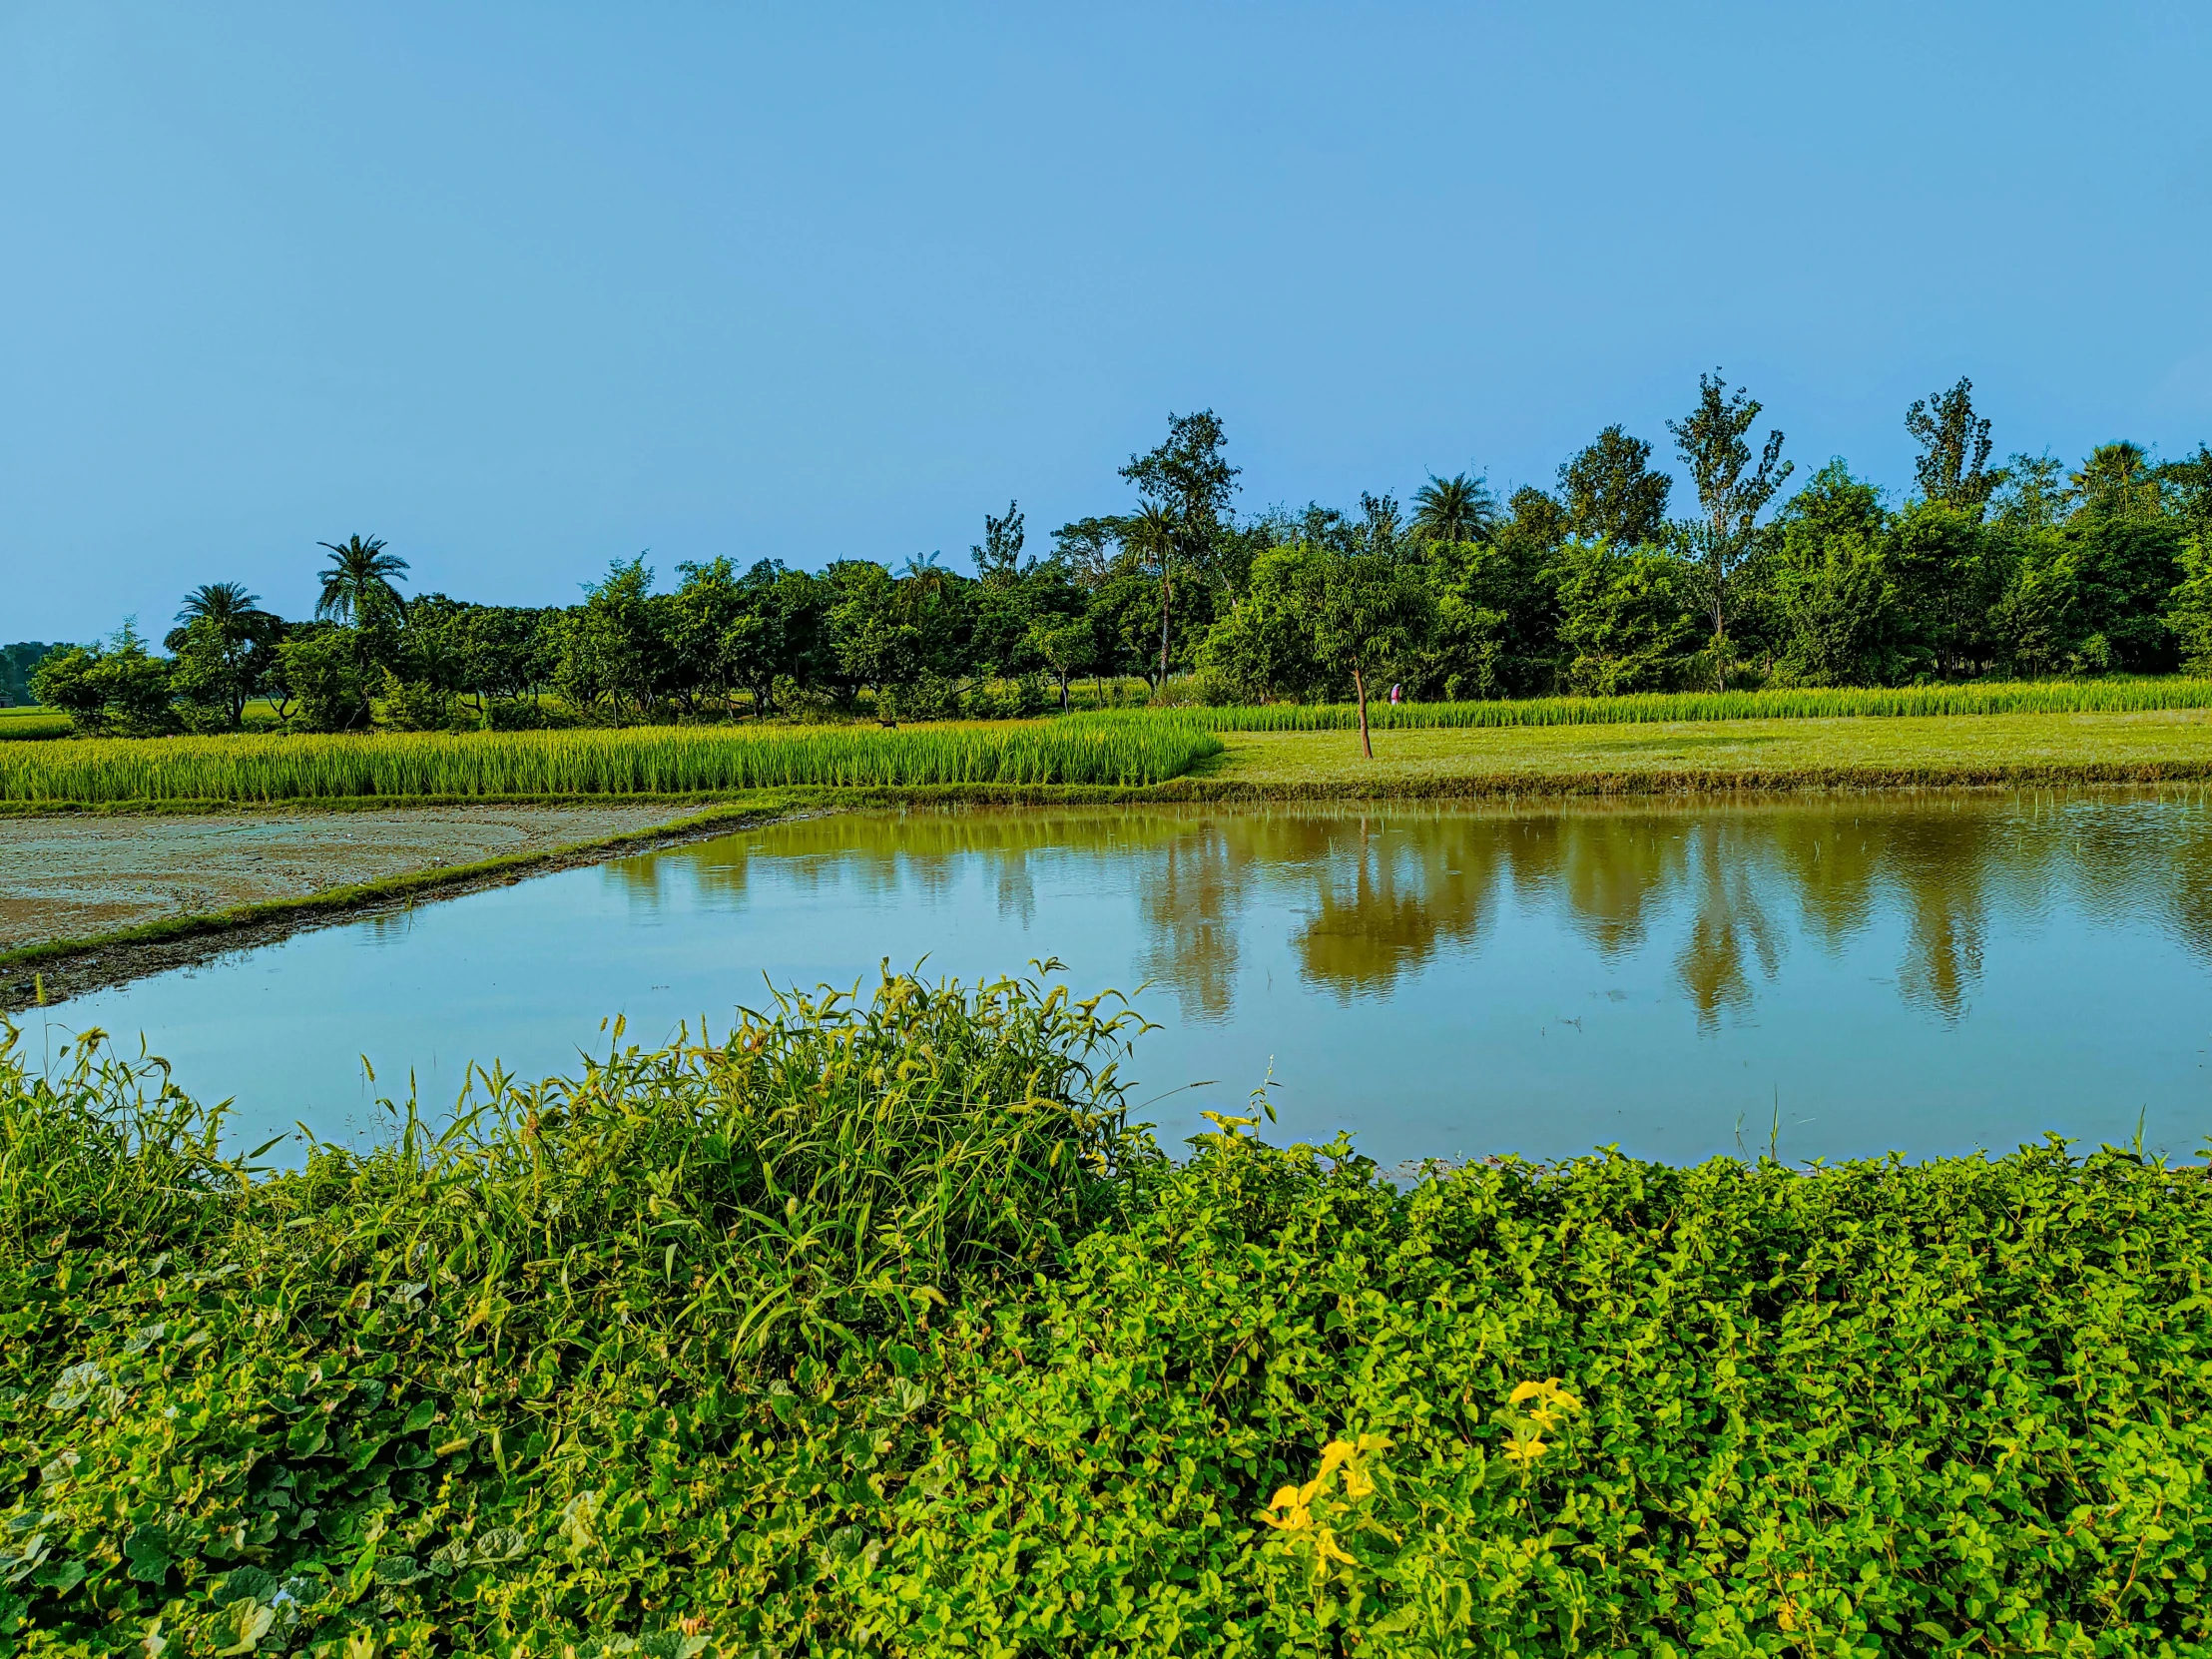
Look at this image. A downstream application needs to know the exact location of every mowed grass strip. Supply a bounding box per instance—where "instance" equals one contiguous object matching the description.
[1170,675,2212,731]
[0,718,1223,804]
[1197,708,2212,793]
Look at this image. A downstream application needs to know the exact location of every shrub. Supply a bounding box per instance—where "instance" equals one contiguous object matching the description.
[4,1002,2209,1654]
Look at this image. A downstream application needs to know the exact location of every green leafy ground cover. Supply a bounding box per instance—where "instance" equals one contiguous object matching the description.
[2,978,2209,1656]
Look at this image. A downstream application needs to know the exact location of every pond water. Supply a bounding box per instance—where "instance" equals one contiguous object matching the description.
[36,791,2212,1168]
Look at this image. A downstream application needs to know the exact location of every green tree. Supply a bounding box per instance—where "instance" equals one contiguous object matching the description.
[30,622,176,736]
[1558,426,1672,546]
[2070,441,2163,520]
[2166,534,2212,674]
[1906,377,2003,512]
[164,582,281,728]
[555,559,663,722]
[1991,451,2070,528]
[828,560,923,712]
[1408,473,1498,550]
[1120,410,1239,676]
[1196,544,1329,704]
[1765,461,1911,685]
[1554,540,1698,696]
[1119,409,1238,553]
[274,626,371,731]
[662,558,749,715]
[2159,443,2212,545]
[971,500,1025,585]
[1667,371,1793,686]
[1889,501,2004,678]
[1121,502,1181,686]
[1313,552,1431,757]
[1050,516,1126,587]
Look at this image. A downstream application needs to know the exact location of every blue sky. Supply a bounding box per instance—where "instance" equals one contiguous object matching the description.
[5,2,2210,641]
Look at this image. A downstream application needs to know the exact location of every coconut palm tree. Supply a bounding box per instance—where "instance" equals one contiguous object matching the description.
[1122,502,1180,684]
[1409,472,1499,549]
[315,535,409,626]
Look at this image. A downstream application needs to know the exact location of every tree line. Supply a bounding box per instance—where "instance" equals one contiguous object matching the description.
[29,374,2212,738]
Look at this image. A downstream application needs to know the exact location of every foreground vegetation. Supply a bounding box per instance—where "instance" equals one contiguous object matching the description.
[0,719,1221,805]
[4,975,2209,1656]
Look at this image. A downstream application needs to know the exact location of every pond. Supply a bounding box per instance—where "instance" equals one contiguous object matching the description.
[36,790,2212,1168]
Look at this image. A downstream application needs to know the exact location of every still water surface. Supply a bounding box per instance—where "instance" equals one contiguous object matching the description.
[43,792,2212,1167]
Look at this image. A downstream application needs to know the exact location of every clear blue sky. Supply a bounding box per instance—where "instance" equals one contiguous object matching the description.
[5,2,2210,642]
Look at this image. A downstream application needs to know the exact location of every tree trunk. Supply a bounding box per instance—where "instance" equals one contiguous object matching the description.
[1353,666,1373,759]
[1159,568,1172,687]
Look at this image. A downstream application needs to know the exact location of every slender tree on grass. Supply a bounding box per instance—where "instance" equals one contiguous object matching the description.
[1314,552,1430,758]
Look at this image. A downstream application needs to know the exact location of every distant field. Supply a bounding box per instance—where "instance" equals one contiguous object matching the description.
[1167,676,2212,731]
[1196,707,2212,794]
[0,718,1222,804]
[0,705,69,740]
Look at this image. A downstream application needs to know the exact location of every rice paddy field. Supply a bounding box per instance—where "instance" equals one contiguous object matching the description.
[1171,675,2212,731]
[0,717,1223,805]
[1194,708,2212,794]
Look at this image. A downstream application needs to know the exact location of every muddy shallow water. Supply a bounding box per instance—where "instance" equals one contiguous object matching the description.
[0,805,689,951]
[32,790,2212,1168]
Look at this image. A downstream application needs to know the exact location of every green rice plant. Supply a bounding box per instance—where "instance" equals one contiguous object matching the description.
[0,715,1222,803]
[1156,675,2212,732]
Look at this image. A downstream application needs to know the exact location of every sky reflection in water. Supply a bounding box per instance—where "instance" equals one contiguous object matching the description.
[46,791,2212,1168]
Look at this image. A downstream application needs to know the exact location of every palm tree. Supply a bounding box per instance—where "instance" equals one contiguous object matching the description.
[167,582,278,727]
[899,550,950,611]
[1122,502,1180,685]
[315,535,409,626]
[176,581,263,632]
[1409,472,1498,549]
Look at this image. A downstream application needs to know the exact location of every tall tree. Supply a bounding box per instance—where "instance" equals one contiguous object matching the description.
[2070,441,2162,519]
[1120,410,1239,535]
[1409,472,1499,548]
[971,500,1026,584]
[314,535,409,626]
[1991,451,2069,528]
[1667,371,1793,685]
[1121,502,1181,684]
[165,582,280,727]
[1359,492,1403,560]
[1906,377,2002,512]
[1050,516,1125,587]
[1120,409,1240,615]
[1558,426,1672,546]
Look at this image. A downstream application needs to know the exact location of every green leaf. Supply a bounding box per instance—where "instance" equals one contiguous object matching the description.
[123,1526,172,1585]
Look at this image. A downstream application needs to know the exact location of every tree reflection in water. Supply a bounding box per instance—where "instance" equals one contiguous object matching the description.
[640,789,2212,1028]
